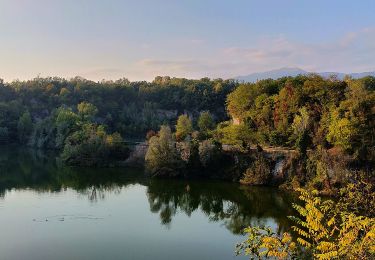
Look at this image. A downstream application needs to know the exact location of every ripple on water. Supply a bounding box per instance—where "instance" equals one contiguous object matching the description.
[32,214,106,222]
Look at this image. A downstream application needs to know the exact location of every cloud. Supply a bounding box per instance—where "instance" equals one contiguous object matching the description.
[67,27,375,81]
[131,28,375,80]
[221,28,375,75]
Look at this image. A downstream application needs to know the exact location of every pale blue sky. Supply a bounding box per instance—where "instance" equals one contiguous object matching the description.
[1,0,374,81]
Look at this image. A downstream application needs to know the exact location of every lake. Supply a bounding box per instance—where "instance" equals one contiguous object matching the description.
[0,145,294,260]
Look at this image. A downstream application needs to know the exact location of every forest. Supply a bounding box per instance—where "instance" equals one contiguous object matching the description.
[0,76,235,165]
[0,76,235,140]
[0,74,374,258]
[0,74,374,172]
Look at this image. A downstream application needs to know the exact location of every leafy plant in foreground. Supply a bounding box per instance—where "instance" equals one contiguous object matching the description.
[237,187,375,259]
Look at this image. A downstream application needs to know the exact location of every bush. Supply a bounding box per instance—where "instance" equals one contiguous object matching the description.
[237,187,375,259]
[240,154,271,185]
[145,125,184,177]
[216,124,256,151]
[175,114,193,141]
[198,111,215,138]
[61,124,128,166]
[268,130,288,146]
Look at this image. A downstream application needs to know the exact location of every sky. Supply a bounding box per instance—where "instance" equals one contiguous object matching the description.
[0,0,375,82]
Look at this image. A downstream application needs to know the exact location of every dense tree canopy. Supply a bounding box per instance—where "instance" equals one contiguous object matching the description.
[0,76,236,143]
[175,114,193,141]
[224,75,375,162]
[0,74,374,170]
[198,111,215,134]
[145,125,183,177]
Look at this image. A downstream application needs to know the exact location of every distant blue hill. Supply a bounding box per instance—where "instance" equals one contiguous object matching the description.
[235,67,375,82]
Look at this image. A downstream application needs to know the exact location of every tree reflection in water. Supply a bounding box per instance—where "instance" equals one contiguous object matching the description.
[0,145,295,235]
[146,180,295,234]
[0,145,143,202]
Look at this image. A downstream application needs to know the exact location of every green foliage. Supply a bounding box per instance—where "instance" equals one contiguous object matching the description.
[291,107,311,155]
[236,226,297,259]
[197,111,215,136]
[17,111,33,143]
[145,126,228,178]
[0,100,22,141]
[104,132,128,160]
[327,113,357,152]
[61,123,128,166]
[55,107,80,148]
[175,114,193,141]
[145,125,184,177]
[326,78,375,158]
[240,153,272,185]
[77,102,98,121]
[0,75,373,160]
[217,123,257,150]
[29,116,56,148]
[336,173,375,217]
[237,187,375,260]
[289,188,375,259]
[227,84,256,121]
[271,81,302,137]
[268,130,288,146]
[0,74,374,172]
[223,75,374,164]
[303,148,353,194]
[291,107,310,136]
[0,76,236,141]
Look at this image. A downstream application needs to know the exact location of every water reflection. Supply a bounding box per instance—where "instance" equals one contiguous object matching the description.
[0,145,294,235]
[146,180,294,234]
[0,145,142,200]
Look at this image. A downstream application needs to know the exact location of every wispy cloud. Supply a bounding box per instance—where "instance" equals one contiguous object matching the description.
[128,28,375,80]
[13,28,373,82]
[221,28,375,75]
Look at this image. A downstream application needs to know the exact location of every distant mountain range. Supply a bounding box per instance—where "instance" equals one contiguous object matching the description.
[235,67,375,82]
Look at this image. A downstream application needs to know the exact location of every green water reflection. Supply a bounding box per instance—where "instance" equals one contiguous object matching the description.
[0,145,295,260]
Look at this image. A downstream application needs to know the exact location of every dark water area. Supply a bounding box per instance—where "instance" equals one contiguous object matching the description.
[0,145,295,260]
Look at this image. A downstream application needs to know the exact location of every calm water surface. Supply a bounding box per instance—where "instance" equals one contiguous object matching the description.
[0,146,294,260]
